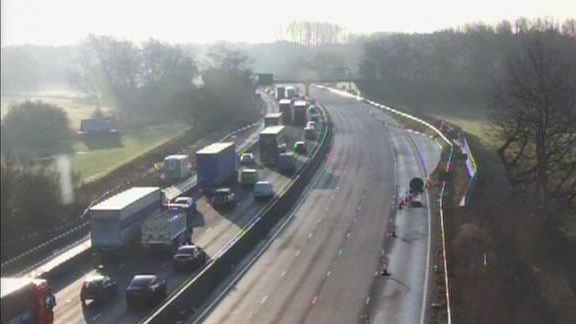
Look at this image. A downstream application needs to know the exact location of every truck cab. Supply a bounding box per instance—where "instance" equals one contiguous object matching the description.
[1,278,56,324]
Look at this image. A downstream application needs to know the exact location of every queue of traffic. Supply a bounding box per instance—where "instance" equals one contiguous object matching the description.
[0,85,322,323]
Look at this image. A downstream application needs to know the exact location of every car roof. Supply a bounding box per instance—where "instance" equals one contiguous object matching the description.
[85,275,108,282]
[255,181,271,185]
[241,152,254,156]
[131,274,157,282]
[295,141,305,145]
[177,245,198,252]
[215,188,231,193]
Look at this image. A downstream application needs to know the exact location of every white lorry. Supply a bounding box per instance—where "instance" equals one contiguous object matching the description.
[90,187,162,254]
[141,208,189,250]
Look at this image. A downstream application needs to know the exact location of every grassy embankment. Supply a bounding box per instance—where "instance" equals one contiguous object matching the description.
[429,108,576,324]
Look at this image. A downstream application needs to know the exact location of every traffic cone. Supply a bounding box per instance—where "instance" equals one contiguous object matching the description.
[381,263,390,276]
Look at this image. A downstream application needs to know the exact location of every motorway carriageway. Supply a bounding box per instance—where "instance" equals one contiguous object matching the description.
[191,87,441,324]
[50,90,319,324]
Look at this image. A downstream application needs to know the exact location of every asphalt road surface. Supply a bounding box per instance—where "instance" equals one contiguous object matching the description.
[50,92,319,324]
[194,87,441,324]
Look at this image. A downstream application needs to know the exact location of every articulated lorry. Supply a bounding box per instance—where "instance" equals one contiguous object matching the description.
[196,142,238,191]
[285,86,299,99]
[264,113,283,127]
[278,99,293,124]
[293,100,309,127]
[259,126,286,165]
[1,277,56,324]
[275,86,286,101]
[89,187,162,254]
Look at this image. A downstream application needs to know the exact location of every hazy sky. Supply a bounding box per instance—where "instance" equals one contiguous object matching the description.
[2,0,575,46]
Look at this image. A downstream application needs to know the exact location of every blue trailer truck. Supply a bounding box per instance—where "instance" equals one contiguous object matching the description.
[196,142,238,191]
[89,187,162,255]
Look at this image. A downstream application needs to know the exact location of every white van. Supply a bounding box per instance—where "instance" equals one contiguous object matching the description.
[254,181,274,200]
[238,168,258,185]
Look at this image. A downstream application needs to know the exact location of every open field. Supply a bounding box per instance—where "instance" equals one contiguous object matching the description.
[2,93,191,183]
[72,123,189,183]
[1,93,111,130]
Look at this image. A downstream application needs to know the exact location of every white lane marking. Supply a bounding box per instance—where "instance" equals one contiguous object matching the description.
[160,262,168,268]
[119,263,126,268]
[261,296,268,304]
[93,313,101,320]
[281,270,287,277]
[295,250,301,257]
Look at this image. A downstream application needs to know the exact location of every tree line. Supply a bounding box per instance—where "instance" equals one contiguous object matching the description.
[359,18,576,108]
[359,17,576,221]
[1,38,259,248]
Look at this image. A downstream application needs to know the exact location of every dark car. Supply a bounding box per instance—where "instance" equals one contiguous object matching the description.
[173,245,208,271]
[212,188,236,209]
[80,275,118,305]
[125,274,167,309]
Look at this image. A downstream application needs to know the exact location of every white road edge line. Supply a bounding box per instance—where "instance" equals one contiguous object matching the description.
[406,135,434,324]
[191,155,328,324]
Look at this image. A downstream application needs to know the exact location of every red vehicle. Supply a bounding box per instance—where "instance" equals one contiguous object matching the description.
[1,277,56,324]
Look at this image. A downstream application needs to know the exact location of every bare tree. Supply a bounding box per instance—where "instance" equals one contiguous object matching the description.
[492,23,576,218]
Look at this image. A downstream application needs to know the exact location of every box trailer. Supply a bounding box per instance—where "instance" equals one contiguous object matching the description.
[164,154,191,181]
[90,187,162,253]
[285,86,298,99]
[278,99,293,124]
[196,142,237,190]
[293,100,308,127]
[141,209,188,249]
[259,126,286,165]
[275,86,286,101]
[264,113,282,127]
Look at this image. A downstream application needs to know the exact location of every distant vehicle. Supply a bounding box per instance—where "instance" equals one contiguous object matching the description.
[80,275,118,305]
[275,86,286,101]
[307,121,317,130]
[212,188,237,209]
[254,181,274,200]
[126,275,166,309]
[278,152,296,173]
[308,105,318,115]
[1,277,56,324]
[259,126,286,165]
[141,208,188,250]
[264,113,283,127]
[285,86,299,99]
[278,99,293,123]
[238,168,258,185]
[239,152,255,165]
[293,100,309,126]
[304,126,317,140]
[196,142,237,191]
[294,141,307,154]
[173,245,208,271]
[89,187,162,254]
[164,155,191,181]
